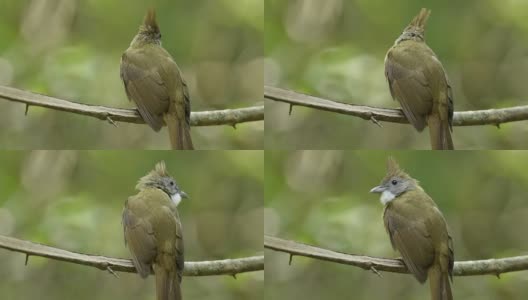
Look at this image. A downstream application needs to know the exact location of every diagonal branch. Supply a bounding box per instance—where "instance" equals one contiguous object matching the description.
[265,235,528,277]
[0,85,263,127]
[0,234,263,277]
[265,86,528,126]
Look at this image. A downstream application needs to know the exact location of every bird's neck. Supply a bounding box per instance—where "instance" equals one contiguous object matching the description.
[130,34,160,48]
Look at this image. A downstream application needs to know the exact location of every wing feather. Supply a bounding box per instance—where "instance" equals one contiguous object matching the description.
[120,50,170,131]
[122,199,157,278]
[385,49,433,131]
[384,207,434,283]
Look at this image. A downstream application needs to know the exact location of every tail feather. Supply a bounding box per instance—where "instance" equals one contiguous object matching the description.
[164,114,193,150]
[155,267,182,300]
[427,114,454,150]
[428,267,453,300]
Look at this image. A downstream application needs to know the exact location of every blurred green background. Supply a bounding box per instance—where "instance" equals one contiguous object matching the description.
[265,151,528,300]
[0,0,263,149]
[0,150,263,300]
[265,0,528,149]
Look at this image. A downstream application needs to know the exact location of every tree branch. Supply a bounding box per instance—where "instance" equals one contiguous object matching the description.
[0,85,263,127]
[265,235,528,277]
[0,235,263,277]
[265,86,528,127]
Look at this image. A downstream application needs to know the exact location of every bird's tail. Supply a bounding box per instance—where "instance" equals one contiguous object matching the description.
[427,114,454,150]
[164,114,193,150]
[428,266,453,300]
[155,266,182,300]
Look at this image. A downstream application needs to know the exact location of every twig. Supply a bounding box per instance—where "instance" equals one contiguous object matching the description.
[264,235,528,276]
[0,85,263,127]
[0,235,263,277]
[264,86,528,126]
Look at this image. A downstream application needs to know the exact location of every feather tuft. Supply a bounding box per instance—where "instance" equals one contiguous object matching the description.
[404,8,431,34]
[384,157,414,182]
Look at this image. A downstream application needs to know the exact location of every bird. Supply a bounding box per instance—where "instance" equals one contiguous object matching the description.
[370,157,454,300]
[385,8,454,149]
[121,10,194,149]
[123,161,187,300]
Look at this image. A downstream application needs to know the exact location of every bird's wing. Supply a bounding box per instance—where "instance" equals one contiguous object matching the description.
[120,49,170,131]
[425,54,453,129]
[385,47,433,131]
[446,76,454,131]
[182,78,191,127]
[148,204,184,278]
[122,197,157,278]
[155,50,190,126]
[384,206,434,283]
[154,51,193,149]
[448,234,454,280]
[174,210,184,282]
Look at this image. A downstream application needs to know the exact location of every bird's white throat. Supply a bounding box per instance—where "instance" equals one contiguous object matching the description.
[380,190,396,205]
[171,193,182,206]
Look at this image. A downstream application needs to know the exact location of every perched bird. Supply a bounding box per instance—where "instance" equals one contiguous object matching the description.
[123,161,187,300]
[121,10,193,149]
[385,8,454,149]
[371,157,454,300]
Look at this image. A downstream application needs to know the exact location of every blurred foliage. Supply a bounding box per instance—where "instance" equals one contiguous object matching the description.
[0,150,263,300]
[265,150,528,300]
[0,0,263,149]
[265,0,528,149]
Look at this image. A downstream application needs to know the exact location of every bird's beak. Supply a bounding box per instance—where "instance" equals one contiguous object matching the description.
[180,191,189,199]
[370,186,385,193]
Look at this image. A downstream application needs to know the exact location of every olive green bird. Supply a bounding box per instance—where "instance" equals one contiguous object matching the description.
[123,161,188,300]
[385,8,454,149]
[121,10,193,149]
[370,158,454,300]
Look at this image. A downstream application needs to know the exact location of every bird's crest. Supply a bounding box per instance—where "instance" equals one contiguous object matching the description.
[385,157,413,181]
[404,8,430,34]
[140,9,160,34]
[136,161,170,190]
[154,161,168,177]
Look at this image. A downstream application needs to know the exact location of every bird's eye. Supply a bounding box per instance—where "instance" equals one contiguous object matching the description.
[391,180,398,185]
[170,181,174,186]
